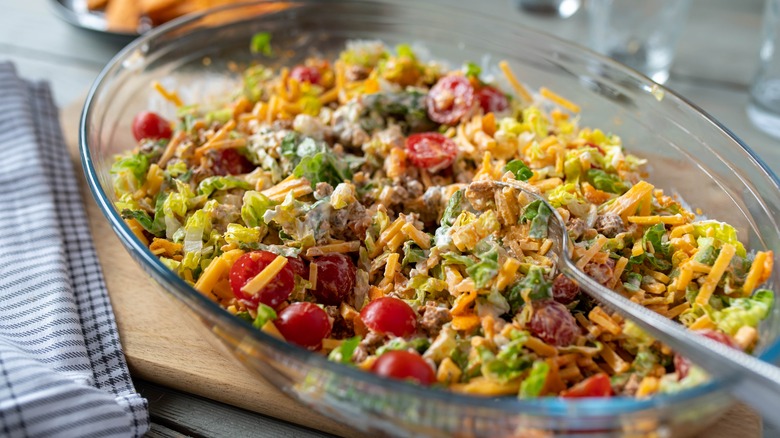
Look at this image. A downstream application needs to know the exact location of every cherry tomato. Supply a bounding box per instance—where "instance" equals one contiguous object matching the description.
[371,350,436,385]
[561,373,614,398]
[405,133,458,173]
[527,299,580,346]
[274,302,331,350]
[312,253,356,305]
[360,297,418,338]
[290,66,321,85]
[287,257,308,279]
[426,75,475,125]
[131,111,172,142]
[476,85,509,114]
[675,329,739,379]
[552,274,580,305]
[210,149,255,176]
[229,251,294,309]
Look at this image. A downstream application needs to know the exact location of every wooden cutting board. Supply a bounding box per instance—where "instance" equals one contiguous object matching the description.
[59,101,760,438]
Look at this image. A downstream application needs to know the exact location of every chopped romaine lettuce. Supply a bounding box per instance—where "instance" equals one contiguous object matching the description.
[250,32,273,56]
[328,336,361,365]
[241,191,278,228]
[586,169,629,194]
[506,266,552,313]
[692,221,746,258]
[504,159,534,181]
[520,200,553,239]
[197,176,251,197]
[711,289,774,335]
[519,361,549,398]
[111,153,149,196]
[252,303,277,329]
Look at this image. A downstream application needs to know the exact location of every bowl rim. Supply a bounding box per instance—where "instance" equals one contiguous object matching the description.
[79,0,780,417]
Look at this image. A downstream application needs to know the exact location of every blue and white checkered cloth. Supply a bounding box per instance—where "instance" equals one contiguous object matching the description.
[0,62,149,437]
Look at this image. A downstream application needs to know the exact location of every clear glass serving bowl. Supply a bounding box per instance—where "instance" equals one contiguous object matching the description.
[79,1,780,436]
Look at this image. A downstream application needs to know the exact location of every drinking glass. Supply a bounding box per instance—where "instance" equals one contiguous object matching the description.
[748,0,780,139]
[515,0,581,18]
[587,0,692,84]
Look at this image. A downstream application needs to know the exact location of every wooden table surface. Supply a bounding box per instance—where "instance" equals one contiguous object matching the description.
[3,1,779,437]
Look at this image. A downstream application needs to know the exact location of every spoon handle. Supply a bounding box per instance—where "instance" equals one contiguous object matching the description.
[559,259,780,424]
[490,179,780,420]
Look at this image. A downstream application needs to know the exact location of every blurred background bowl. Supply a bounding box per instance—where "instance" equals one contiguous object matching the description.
[80,1,780,436]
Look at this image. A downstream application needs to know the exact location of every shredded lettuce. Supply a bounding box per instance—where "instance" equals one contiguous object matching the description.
[293,150,352,188]
[520,200,553,239]
[224,223,262,246]
[522,107,548,139]
[441,189,465,227]
[623,272,643,292]
[361,91,434,133]
[586,169,629,194]
[643,223,670,257]
[252,303,277,329]
[711,289,774,335]
[465,240,500,288]
[546,183,581,207]
[111,153,149,196]
[628,224,672,271]
[330,182,357,209]
[693,237,718,265]
[692,221,747,258]
[463,61,481,79]
[181,208,211,256]
[197,176,251,197]
[250,32,273,56]
[376,337,430,357]
[482,331,532,383]
[340,40,388,67]
[504,160,534,181]
[402,241,426,266]
[328,336,361,365]
[659,366,708,394]
[423,325,458,363]
[563,154,581,183]
[506,266,552,313]
[407,274,448,304]
[241,191,278,227]
[519,360,550,398]
[121,192,167,236]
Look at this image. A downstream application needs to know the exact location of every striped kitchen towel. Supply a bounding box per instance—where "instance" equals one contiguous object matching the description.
[0,62,149,437]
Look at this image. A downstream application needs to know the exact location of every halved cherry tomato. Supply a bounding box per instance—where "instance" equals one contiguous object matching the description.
[210,149,255,176]
[229,251,294,309]
[312,253,356,305]
[476,85,509,114]
[561,373,614,398]
[290,65,321,85]
[360,297,418,338]
[675,329,740,379]
[371,350,436,385]
[274,302,331,350]
[287,257,309,280]
[405,132,458,173]
[426,75,475,125]
[132,111,172,142]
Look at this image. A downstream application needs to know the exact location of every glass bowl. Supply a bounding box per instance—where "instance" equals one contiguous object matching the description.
[79,1,780,436]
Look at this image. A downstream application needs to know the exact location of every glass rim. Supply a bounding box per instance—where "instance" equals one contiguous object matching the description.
[79,0,780,417]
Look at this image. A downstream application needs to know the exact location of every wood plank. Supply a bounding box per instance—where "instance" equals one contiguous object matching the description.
[146,423,190,438]
[136,379,333,438]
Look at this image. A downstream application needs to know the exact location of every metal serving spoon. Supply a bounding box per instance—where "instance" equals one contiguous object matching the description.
[484,180,780,422]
